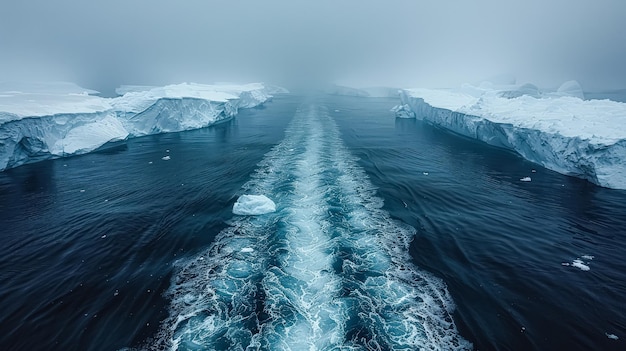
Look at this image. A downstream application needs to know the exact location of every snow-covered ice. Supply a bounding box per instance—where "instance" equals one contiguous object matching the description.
[232,195,276,215]
[0,82,111,120]
[0,82,277,171]
[399,81,626,189]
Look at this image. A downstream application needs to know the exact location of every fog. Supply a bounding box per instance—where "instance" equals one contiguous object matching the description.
[1,0,625,94]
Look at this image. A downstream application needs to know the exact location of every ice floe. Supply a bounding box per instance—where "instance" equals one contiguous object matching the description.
[232,194,276,215]
[562,255,594,271]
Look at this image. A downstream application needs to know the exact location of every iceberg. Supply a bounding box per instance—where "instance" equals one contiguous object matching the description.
[232,194,276,215]
[399,82,626,189]
[0,82,276,171]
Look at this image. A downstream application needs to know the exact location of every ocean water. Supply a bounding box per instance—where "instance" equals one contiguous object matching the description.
[0,95,624,350]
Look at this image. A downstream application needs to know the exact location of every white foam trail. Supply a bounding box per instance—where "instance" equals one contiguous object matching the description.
[247,105,347,350]
[148,102,471,350]
[307,106,470,350]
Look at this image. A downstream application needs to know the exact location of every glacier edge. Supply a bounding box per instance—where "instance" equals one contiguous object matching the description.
[0,83,274,171]
[399,90,626,190]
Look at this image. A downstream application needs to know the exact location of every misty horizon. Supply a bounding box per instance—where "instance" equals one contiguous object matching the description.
[1,0,626,95]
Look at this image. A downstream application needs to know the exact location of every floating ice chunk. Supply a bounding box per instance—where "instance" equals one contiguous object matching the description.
[240,247,254,253]
[162,155,171,161]
[606,333,619,340]
[232,194,276,215]
[563,255,593,271]
[520,177,531,182]
[572,259,590,271]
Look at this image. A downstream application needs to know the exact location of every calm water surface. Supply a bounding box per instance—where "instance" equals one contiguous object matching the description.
[0,95,624,350]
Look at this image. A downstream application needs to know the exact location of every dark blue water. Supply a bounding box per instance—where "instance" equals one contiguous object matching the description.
[0,95,624,350]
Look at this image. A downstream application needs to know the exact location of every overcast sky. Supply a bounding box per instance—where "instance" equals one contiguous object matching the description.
[1,0,625,94]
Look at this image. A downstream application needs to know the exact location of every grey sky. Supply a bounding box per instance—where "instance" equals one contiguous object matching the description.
[1,0,625,93]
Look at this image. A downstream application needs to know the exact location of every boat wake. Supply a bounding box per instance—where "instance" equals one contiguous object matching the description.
[147,103,471,350]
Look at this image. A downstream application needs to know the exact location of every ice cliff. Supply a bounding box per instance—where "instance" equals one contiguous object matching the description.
[0,82,277,171]
[399,82,626,189]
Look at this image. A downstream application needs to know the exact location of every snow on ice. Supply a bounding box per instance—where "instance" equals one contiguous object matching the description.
[0,82,280,171]
[398,81,626,189]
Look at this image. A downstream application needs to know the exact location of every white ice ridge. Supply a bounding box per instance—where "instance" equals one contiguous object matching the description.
[0,81,280,171]
[232,194,276,215]
[399,81,626,189]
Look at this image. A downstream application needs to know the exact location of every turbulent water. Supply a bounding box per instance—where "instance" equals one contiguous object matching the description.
[150,101,469,350]
[1,95,625,350]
